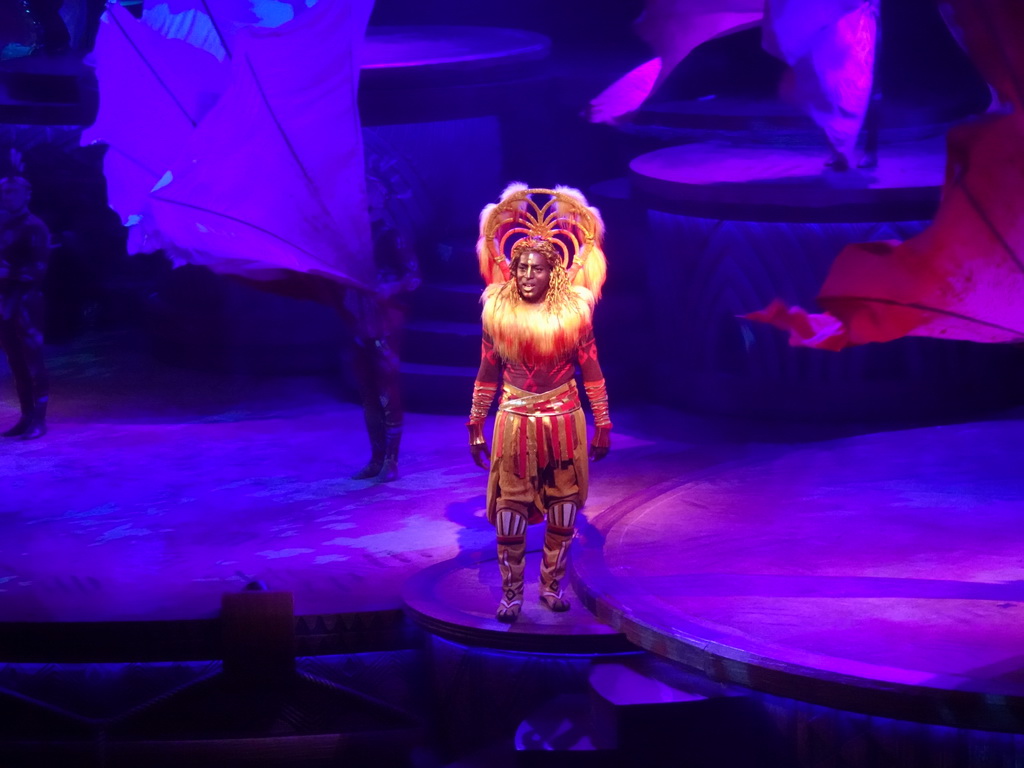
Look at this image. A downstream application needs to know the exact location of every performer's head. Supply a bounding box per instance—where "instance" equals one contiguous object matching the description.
[510,239,568,306]
[0,176,31,214]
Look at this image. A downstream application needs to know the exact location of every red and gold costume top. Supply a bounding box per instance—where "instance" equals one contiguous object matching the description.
[468,184,612,446]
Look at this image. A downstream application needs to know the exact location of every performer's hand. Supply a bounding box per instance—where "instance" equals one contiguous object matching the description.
[589,426,611,461]
[470,442,491,470]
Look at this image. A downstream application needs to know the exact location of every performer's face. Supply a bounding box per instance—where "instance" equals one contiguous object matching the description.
[516,251,551,303]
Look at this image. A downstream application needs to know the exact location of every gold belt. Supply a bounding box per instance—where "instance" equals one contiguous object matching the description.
[498,380,581,417]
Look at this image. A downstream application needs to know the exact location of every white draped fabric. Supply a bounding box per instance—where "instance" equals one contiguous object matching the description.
[83,0,374,289]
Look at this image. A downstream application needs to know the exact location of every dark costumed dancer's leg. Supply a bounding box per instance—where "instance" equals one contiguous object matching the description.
[350,333,402,482]
[0,289,48,440]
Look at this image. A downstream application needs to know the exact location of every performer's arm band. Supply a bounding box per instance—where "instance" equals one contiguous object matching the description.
[584,378,612,430]
[468,380,498,426]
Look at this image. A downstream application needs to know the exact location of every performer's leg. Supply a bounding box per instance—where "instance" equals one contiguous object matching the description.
[350,337,386,479]
[495,506,528,623]
[0,316,31,437]
[539,500,577,612]
[374,334,402,483]
[351,335,402,482]
[1,292,47,440]
[17,291,48,440]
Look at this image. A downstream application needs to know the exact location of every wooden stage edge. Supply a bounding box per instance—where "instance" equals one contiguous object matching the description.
[572,562,1024,734]
[0,608,411,664]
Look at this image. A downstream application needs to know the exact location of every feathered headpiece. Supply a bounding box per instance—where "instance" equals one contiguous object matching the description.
[476,183,607,302]
[477,184,608,363]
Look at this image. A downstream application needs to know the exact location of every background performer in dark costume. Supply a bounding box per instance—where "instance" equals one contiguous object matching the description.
[0,176,51,440]
[345,177,420,482]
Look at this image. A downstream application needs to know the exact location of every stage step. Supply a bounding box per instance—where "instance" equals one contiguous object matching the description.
[0,55,98,126]
[410,281,483,322]
[588,657,783,768]
[514,693,620,768]
[401,361,476,414]
[425,237,482,284]
[403,267,481,412]
[0,650,429,767]
[618,94,969,149]
[441,740,517,768]
[405,319,481,368]
[590,656,742,733]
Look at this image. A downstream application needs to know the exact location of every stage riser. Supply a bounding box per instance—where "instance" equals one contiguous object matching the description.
[0,72,98,126]
[360,26,551,126]
[0,734,422,768]
[404,321,481,368]
[756,691,1024,768]
[516,654,1024,768]
[401,363,476,414]
[599,681,1024,768]
[425,635,629,759]
[363,119,503,267]
[0,609,413,665]
[644,211,1024,420]
[0,651,428,767]
[410,283,485,323]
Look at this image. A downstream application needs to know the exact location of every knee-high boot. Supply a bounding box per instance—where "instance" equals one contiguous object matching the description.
[352,335,402,482]
[376,424,400,482]
[495,507,528,622]
[2,316,47,440]
[351,404,385,479]
[2,374,33,437]
[539,502,577,612]
[375,334,402,482]
[496,534,526,623]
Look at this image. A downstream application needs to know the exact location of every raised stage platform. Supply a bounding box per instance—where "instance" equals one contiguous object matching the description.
[573,417,1024,733]
[359,25,552,125]
[629,138,945,222]
[624,137,1024,421]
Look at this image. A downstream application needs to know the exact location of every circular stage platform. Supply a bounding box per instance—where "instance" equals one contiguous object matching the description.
[359,26,551,124]
[402,546,633,655]
[626,96,964,146]
[572,418,1024,732]
[630,138,945,222]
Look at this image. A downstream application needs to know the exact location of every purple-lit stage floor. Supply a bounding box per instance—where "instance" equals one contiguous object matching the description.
[3,332,1024,729]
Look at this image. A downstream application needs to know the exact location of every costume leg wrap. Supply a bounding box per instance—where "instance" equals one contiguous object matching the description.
[540,502,576,612]
[350,338,384,477]
[495,507,528,622]
[377,336,403,478]
[0,292,47,438]
[351,336,402,480]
